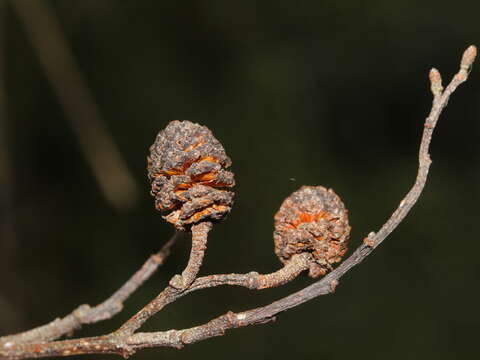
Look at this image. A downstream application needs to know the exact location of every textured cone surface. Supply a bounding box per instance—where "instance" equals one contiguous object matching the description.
[148,120,235,230]
[274,186,350,278]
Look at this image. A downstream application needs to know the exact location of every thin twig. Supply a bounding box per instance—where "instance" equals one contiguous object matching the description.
[0,233,179,347]
[117,222,212,335]
[0,46,475,360]
[170,222,213,289]
[188,253,311,291]
[11,0,139,210]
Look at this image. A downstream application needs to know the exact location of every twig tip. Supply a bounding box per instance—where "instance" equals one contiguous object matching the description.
[429,68,441,81]
[461,45,477,70]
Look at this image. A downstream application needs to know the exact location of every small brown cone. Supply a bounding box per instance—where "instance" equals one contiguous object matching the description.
[274,186,350,278]
[148,120,235,231]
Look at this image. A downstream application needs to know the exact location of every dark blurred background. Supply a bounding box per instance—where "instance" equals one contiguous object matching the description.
[1,1,479,359]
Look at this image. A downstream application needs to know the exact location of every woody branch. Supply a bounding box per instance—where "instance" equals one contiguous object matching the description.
[0,45,476,360]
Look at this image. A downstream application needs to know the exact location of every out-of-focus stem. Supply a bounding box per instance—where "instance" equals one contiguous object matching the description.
[11,0,139,210]
[0,0,16,264]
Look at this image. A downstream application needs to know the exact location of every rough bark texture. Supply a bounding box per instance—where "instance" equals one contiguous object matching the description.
[0,46,476,360]
[0,233,179,346]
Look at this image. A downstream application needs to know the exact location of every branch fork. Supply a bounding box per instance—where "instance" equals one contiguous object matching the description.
[0,45,476,360]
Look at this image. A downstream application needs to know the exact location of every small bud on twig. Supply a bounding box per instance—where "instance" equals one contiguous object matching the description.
[148,120,235,231]
[273,186,351,278]
[460,45,477,71]
[429,68,443,97]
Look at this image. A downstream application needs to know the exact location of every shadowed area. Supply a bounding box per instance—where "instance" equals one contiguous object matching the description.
[1,1,479,359]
